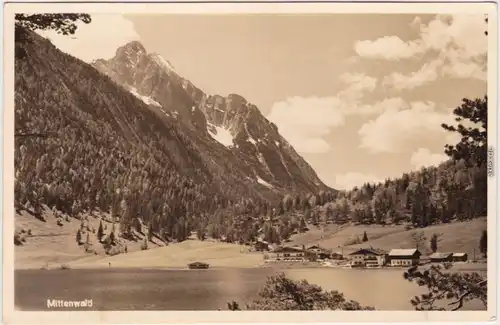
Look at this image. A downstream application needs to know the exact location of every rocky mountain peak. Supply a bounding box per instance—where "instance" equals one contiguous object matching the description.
[114,41,147,68]
[92,40,330,193]
[116,40,146,57]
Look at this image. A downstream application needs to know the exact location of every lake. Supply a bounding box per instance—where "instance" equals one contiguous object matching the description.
[15,267,486,311]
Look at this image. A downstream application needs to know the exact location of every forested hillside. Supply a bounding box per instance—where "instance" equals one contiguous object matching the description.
[13,15,334,247]
[307,158,487,227]
[14,25,291,244]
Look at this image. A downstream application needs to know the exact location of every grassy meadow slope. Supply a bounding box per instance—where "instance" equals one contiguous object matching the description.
[15,208,164,269]
[15,208,262,270]
[289,217,487,257]
[348,217,487,257]
[288,223,405,250]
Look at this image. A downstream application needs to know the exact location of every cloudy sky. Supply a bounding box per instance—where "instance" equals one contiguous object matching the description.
[38,13,488,190]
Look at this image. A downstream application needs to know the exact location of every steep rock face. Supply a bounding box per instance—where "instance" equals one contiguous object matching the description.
[200,94,324,192]
[92,41,207,131]
[92,42,330,193]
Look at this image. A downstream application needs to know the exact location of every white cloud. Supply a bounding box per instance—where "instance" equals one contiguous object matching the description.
[267,77,412,155]
[410,16,422,29]
[358,101,455,153]
[357,14,487,61]
[267,96,345,154]
[418,16,454,52]
[267,94,411,155]
[442,60,487,81]
[441,48,487,81]
[337,72,380,114]
[419,15,487,58]
[338,72,377,100]
[335,172,384,190]
[356,97,408,115]
[410,148,449,169]
[36,14,140,63]
[354,14,487,87]
[445,131,462,146]
[383,57,444,90]
[267,72,379,154]
[354,36,424,60]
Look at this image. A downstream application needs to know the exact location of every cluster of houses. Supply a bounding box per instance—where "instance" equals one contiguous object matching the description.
[255,240,468,268]
[348,248,468,267]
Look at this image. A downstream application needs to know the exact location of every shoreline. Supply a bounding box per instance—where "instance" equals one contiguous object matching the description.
[15,261,487,272]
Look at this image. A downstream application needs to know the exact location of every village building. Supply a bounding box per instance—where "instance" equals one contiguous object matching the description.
[307,245,322,253]
[330,252,344,260]
[307,245,331,260]
[270,246,307,262]
[452,253,468,262]
[429,252,453,263]
[388,249,421,266]
[348,248,387,267]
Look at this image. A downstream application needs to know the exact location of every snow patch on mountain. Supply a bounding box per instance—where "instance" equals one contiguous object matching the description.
[257,176,274,188]
[257,152,274,178]
[207,123,233,147]
[276,146,293,178]
[159,107,170,117]
[128,87,162,107]
[257,153,266,166]
[248,137,257,145]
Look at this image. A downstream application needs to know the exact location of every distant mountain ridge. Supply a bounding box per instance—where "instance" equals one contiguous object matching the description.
[92,41,329,194]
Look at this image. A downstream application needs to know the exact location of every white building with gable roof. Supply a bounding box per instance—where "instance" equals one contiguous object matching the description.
[388,248,422,266]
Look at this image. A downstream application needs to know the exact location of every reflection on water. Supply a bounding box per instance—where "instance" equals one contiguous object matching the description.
[15,267,486,311]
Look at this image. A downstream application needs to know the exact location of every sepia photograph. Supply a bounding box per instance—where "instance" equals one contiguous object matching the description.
[2,1,497,324]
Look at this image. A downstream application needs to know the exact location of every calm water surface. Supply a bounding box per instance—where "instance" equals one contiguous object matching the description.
[15,267,486,311]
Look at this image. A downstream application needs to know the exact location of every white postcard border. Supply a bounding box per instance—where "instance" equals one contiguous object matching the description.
[2,1,498,324]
